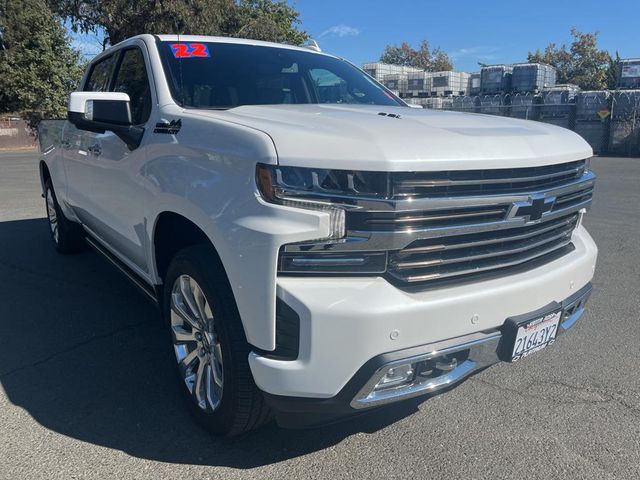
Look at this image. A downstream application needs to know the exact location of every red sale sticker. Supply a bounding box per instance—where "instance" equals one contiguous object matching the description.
[170,43,210,58]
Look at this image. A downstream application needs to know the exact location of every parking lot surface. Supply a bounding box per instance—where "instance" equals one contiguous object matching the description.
[0,152,638,479]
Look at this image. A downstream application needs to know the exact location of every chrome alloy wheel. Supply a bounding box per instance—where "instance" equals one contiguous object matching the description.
[170,275,224,412]
[46,188,59,244]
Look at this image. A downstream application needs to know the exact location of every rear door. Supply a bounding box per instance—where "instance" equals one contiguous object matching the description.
[64,44,155,275]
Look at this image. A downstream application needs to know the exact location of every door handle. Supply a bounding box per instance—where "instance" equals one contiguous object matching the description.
[61,138,71,149]
[87,143,102,156]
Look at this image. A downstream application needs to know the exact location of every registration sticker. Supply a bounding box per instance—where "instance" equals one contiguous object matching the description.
[170,43,210,58]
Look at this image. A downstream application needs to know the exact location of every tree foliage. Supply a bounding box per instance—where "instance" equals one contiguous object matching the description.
[528,28,611,90]
[380,39,453,71]
[0,0,84,122]
[48,0,308,46]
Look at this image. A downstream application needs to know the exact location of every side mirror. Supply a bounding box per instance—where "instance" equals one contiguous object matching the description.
[68,92,144,150]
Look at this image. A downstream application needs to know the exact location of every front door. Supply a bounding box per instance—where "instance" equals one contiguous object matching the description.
[65,44,154,274]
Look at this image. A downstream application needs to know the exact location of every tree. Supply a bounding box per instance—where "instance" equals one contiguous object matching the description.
[0,0,84,123]
[48,0,308,46]
[380,39,453,71]
[606,51,621,90]
[528,28,610,90]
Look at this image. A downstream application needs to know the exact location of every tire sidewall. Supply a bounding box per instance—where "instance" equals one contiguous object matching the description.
[162,246,241,435]
[44,181,60,247]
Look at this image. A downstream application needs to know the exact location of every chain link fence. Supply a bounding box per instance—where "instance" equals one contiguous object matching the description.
[406,90,640,157]
[0,117,38,150]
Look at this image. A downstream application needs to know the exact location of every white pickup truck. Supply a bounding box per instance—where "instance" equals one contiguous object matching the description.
[38,34,597,435]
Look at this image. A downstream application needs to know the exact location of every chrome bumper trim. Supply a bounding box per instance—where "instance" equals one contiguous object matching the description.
[350,284,592,409]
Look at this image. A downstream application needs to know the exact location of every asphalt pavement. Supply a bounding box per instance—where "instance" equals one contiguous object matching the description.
[0,151,638,479]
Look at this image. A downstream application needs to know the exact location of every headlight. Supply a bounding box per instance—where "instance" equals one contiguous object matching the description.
[256,164,388,240]
[256,164,388,275]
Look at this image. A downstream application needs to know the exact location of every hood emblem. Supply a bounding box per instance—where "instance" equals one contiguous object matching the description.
[507,194,556,222]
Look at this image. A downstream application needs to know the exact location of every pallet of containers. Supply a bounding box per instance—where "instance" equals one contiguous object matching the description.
[478,94,508,116]
[469,73,481,96]
[510,93,542,120]
[429,71,471,97]
[406,72,431,98]
[609,90,640,155]
[362,62,423,82]
[574,91,611,154]
[511,63,556,93]
[538,84,579,130]
[382,74,408,96]
[618,59,640,89]
[480,65,513,94]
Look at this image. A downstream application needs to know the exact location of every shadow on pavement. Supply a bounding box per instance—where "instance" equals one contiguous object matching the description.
[0,218,421,467]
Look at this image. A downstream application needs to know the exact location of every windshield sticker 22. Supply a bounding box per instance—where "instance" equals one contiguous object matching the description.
[170,43,210,58]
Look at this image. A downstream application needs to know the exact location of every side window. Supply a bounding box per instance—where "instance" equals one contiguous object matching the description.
[84,55,117,92]
[112,48,152,125]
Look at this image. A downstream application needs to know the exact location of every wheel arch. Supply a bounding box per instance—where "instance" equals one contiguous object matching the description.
[152,211,225,283]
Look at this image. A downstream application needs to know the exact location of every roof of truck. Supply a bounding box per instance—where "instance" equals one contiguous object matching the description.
[153,34,326,55]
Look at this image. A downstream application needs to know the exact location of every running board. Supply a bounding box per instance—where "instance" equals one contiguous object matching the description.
[85,236,160,305]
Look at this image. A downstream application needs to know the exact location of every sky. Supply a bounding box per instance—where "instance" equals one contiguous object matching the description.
[69,0,640,72]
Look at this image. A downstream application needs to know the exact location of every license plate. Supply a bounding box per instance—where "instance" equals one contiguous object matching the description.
[511,311,561,361]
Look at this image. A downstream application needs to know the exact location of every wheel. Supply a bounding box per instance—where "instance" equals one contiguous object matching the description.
[163,244,273,436]
[44,180,85,253]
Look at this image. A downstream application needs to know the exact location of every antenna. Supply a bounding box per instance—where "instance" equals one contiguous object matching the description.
[304,39,321,52]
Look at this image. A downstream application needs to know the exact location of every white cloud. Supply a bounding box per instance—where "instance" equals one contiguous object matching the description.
[319,24,361,39]
[450,46,502,62]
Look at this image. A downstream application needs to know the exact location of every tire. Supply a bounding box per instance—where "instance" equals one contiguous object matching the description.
[44,180,85,253]
[162,244,273,436]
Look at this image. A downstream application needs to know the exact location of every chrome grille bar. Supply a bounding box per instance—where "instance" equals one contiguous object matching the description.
[394,164,584,188]
[391,237,574,284]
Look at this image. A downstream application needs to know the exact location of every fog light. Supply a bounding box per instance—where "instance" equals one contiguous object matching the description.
[374,363,415,391]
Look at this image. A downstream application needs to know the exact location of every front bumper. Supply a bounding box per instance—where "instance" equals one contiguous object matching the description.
[263,283,592,427]
[249,226,597,422]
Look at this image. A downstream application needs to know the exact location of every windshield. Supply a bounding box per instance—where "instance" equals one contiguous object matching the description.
[158,41,404,109]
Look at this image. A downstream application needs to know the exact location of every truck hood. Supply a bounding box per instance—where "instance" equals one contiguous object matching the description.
[191,104,592,171]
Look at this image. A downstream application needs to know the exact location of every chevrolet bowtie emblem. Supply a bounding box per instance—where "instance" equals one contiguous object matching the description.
[508,194,556,222]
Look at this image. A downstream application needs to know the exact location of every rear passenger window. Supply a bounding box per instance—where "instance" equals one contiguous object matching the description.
[84,55,117,92]
[112,48,152,125]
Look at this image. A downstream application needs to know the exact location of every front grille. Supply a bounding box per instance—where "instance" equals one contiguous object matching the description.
[388,213,579,285]
[280,159,594,289]
[391,160,587,198]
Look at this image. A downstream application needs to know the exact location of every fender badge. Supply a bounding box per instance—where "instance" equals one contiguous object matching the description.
[154,119,182,134]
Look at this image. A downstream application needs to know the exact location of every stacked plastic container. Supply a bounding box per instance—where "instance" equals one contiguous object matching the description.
[480,65,513,94]
[469,73,481,96]
[406,72,431,97]
[361,63,423,82]
[618,59,640,89]
[511,63,557,93]
[381,74,408,95]
[428,71,471,96]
